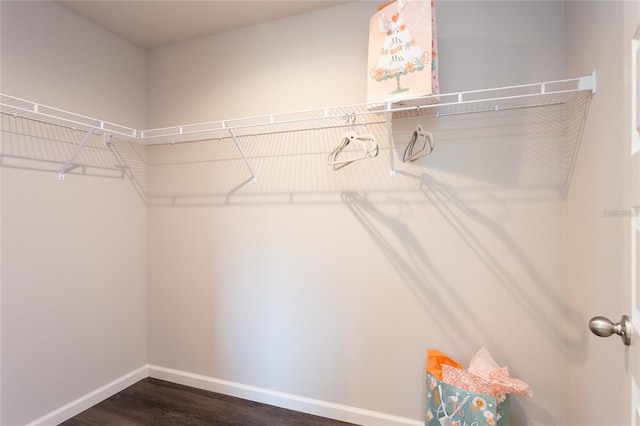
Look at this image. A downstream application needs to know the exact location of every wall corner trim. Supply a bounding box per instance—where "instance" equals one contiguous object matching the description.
[148,364,422,426]
[25,365,149,426]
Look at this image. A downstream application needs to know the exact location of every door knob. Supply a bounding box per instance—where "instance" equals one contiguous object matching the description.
[589,315,631,346]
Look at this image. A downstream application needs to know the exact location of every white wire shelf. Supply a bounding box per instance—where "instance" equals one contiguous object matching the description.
[0,73,595,145]
[133,73,595,145]
[391,73,595,119]
[136,104,389,145]
[0,94,137,140]
[0,72,596,186]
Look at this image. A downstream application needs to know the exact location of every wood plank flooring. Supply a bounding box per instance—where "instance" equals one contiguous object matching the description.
[61,378,359,426]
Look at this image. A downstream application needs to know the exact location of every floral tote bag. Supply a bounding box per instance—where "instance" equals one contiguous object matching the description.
[367,0,439,103]
[425,372,510,426]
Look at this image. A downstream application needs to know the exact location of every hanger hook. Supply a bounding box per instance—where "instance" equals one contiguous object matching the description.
[344,112,356,131]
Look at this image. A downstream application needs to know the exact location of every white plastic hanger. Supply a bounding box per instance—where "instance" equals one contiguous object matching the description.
[328,113,379,170]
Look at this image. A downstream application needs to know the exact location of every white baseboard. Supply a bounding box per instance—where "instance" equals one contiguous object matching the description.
[148,364,422,426]
[24,364,422,426]
[26,365,148,426]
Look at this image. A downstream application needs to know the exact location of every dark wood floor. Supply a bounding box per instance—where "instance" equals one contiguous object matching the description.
[61,378,359,426]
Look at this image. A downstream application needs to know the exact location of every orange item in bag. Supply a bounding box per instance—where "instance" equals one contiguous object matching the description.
[426,349,463,380]
[377,1,396,11]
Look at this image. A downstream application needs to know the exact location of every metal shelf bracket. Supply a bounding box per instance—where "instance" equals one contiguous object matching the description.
[386,103,395,178]
[579,71,597,94]
[226,124,257,184]
[58,126,98,180]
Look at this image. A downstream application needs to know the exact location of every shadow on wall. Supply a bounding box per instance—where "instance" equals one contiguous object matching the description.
[341,181,586,363]
[2,92,588,425]
[0,115,147,200]
[341,182,581,424]
[342,190,500,354]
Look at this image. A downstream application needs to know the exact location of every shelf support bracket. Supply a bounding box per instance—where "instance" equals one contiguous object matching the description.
[226,124,257,184]
[386,103,395,177]
[579,70,597,94]
[58,126,98,180]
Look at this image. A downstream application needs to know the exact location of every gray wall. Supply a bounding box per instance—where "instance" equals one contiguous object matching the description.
[147,1,568,423]
[0,2,148,425]
[3,0,613,425]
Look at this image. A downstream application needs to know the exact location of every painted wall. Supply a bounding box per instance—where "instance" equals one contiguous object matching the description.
[147,1,569,424]
[0,1,147,129]
[146,1,564,127]
[2,1,605,424]
[565,2,628,424]
[0,2,148,425]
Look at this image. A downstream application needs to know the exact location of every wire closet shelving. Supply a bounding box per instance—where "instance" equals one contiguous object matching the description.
[0,72,596,187]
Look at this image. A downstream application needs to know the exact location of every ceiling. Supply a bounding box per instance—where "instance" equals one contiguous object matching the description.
[57,1,351,50]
